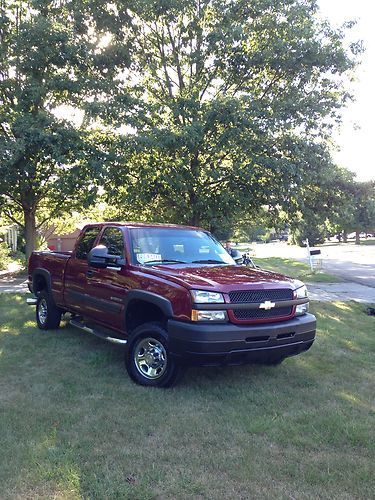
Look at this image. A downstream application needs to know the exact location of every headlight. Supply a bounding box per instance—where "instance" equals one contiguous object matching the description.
[191,310,227,322]
[295,284,307,299]
[293,281,309,316]
[191,290,224,304]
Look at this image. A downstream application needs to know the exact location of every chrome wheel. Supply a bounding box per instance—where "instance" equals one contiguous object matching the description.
[37,298,48,325]
[134,337,167,380]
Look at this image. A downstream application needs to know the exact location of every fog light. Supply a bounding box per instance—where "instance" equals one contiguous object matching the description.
[191,310,227,322]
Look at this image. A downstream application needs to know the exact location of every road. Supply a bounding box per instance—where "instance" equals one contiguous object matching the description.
[250,241,375,288]
[0,275,28,293]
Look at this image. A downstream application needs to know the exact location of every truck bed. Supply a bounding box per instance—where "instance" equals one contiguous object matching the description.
[28,251,72,304]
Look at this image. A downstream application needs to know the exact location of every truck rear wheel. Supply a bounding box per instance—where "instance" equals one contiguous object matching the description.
[125,322,183,387]
[36,290,62,330]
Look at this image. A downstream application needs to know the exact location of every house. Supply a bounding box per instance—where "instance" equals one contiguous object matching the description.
[47,228,81,252]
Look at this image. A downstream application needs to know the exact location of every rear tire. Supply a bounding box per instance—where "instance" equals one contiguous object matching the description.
[36,290,62,330]
[125,322,184,387]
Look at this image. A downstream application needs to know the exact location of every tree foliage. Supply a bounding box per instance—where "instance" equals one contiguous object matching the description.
[0,0,130,257]
[103,0,358,231]
[0,0,364,256]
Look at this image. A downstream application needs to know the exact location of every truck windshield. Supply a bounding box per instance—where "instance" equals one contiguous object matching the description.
[129,227,235,266]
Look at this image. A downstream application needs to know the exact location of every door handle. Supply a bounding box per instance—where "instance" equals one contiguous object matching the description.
[86,269,94,279]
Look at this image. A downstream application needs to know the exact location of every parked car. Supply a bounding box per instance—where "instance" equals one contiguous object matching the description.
[28,222,316,387]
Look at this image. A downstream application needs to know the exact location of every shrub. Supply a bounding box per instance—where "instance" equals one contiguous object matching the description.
[0,242,12,271]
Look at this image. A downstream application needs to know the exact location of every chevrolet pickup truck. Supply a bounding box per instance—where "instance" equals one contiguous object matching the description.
[28,222,316,387]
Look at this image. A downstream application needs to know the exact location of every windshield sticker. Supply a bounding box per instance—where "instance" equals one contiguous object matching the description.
[136,253,162,264]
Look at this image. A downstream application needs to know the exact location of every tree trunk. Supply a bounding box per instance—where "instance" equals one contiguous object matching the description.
[187,153,201,227]
[343,230,348,243]
[24,208,37,261]
[188,188,201,227]
[355,230,360,245]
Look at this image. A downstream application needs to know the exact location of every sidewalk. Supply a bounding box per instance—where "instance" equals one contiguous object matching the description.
[306,282,375,303]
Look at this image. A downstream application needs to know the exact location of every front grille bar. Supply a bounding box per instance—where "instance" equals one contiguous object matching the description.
[193,297,309,311]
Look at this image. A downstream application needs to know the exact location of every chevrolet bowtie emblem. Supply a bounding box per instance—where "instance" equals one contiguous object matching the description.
[259,300,275,310]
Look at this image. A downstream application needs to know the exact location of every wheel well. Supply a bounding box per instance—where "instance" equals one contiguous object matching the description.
[125,300,167,333]
[33,274,48,294]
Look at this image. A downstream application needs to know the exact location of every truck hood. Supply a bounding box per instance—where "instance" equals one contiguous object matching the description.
[142,264,295,291]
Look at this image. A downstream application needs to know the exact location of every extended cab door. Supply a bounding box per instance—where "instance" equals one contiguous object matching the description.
[63,226,102,316]
[83,226,130,332]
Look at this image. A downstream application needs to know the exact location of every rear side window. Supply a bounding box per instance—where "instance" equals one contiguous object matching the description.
[75,227,100,260]
[99,227,124,257]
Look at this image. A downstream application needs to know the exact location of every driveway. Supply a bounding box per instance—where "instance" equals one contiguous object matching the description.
[0,275,29,293]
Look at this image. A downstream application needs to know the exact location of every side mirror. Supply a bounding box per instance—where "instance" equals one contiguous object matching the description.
[88,245,123,269]
[231,249,244,265]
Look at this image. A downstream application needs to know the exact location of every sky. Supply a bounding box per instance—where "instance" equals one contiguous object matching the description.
[318,0,374,182]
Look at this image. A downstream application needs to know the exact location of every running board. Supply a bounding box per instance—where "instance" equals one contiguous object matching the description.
[69,319,127,345]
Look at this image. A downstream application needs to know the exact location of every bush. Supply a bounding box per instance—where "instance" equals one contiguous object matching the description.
[289,223,326,247]
[0,242,12,271]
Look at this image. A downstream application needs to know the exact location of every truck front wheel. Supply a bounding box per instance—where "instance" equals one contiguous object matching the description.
[36,290,62,330]
[125,322,183,387]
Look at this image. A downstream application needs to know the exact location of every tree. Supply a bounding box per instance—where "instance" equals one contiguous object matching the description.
[339,181,375,244]
[0,0,130,258]
[103,0,358,232]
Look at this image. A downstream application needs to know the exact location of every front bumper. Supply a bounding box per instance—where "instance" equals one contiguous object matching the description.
[168,313,316,366]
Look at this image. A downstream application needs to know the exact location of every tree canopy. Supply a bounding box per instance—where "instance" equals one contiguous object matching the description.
[102,0,358,231]
[0,0,367,256]
[0,0,130,257]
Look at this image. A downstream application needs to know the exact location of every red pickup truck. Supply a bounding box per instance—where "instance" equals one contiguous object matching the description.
[28,222,316,387]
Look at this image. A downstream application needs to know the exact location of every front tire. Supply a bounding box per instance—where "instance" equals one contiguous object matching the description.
[125,322,183,387]
[36,290,62,330]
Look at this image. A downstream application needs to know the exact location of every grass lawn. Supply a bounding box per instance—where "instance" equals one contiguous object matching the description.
[360,238,375,246]
[255,257,342,283]
[1,295,374,499]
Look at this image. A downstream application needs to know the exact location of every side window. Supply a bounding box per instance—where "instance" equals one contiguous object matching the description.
[99,227,124,257]
[75,227,100,260]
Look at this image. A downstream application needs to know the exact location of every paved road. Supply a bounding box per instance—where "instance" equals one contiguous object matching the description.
[251,241,375,288]
[0,276,28,293]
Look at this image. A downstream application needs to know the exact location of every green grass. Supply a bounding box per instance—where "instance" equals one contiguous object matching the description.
[255,257,343,283]
[360,238,375,246]
[1,295,374,499]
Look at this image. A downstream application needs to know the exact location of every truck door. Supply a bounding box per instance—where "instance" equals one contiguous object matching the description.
[64,226,101,316]
[84,226,130,332]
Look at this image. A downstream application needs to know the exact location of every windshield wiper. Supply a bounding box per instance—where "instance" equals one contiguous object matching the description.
[142,259,187,265]
[191,259,226,264]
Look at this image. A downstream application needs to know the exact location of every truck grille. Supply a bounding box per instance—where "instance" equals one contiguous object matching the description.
[229,289,293,303]
[229,289,293,321]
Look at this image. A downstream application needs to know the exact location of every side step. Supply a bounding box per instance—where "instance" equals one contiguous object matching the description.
[69,319,127,345]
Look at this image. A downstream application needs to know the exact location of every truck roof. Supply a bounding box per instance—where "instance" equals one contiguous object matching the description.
[82,222,203,231]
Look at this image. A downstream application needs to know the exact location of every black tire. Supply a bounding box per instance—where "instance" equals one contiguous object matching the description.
[36,290,62,330]
[125,322,184,387]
